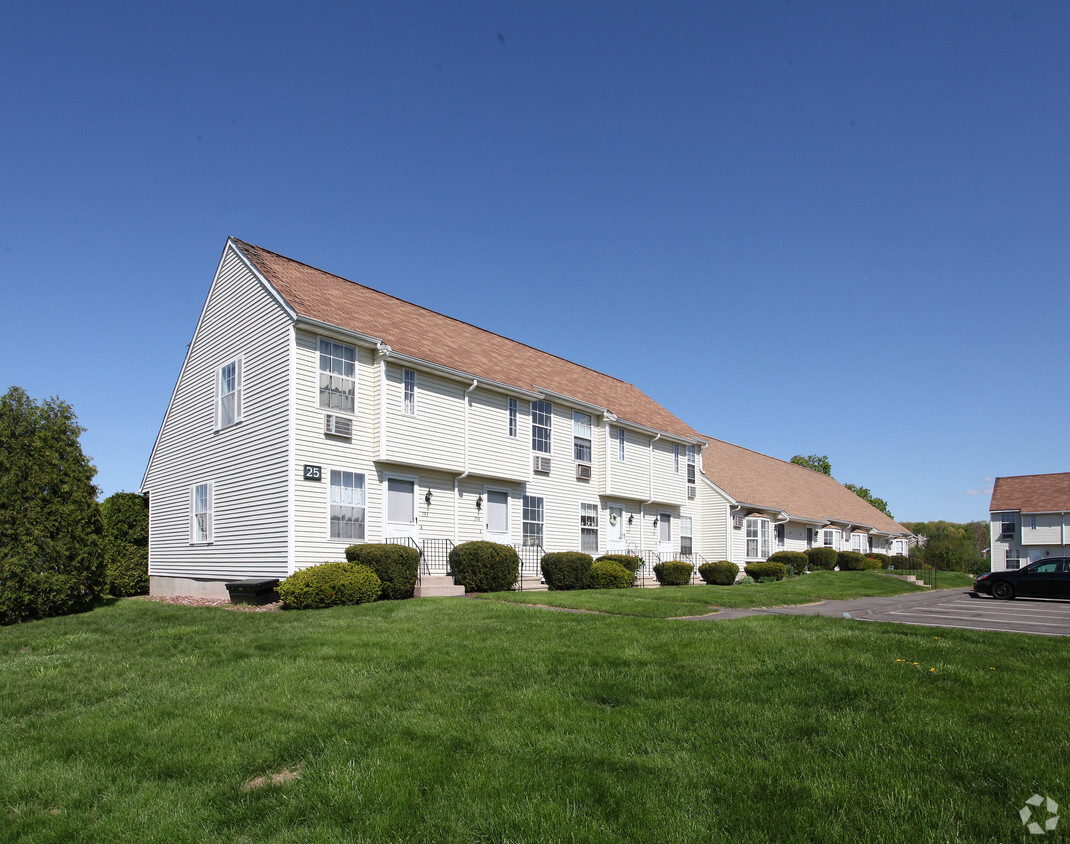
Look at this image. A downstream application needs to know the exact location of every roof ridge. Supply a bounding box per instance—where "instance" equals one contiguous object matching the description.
[231,237,638,391]
[995,471,1070,481]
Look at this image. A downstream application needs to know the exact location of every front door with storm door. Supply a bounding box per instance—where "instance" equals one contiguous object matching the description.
[384,476,419,544]
[607,505,626,552]
[483,489,511,544]
[658,511,673,557]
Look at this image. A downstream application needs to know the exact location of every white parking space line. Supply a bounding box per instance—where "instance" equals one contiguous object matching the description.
[886,611,1070,630]
[923,604,1070,620]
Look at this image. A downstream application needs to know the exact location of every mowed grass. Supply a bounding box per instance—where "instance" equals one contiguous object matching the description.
[1,595,1066,843]
[480,570,975,618]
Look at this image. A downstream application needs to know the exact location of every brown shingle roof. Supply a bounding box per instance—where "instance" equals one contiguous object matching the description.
[700,436,909,534]
[990,473,1070,513]
[232,239,700,440]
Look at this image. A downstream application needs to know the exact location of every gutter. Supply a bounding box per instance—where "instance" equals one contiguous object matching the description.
[453,380,479,543]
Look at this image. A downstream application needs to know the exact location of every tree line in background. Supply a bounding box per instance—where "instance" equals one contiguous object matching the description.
[0,386,148,625]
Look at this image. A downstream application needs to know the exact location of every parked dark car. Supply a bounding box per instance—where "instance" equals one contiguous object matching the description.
[974,558,1070,599]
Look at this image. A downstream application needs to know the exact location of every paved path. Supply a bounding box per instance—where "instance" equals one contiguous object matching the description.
[687,589,1070,637]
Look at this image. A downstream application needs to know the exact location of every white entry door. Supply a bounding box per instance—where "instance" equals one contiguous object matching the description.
[607,506,625,551]
[658,511,673,556]
[484,489,510,543]
[385,477,419,542]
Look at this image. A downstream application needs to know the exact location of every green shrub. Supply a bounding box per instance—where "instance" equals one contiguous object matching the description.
[594,554,643,574]
[448,542,519,593]
[837,551,877,571]
[744,561,787,581]
[698,560,739,585]
[345,543,420,600]
[867,552,892,568]
[653,560,693,586]
[100,492,149,596]
[737,575,756,586]
[965,558,990,576]
[278,562,381,609]
[805,546,838,571]
[105,541,149,597]
[588,560,634,589]
[541,552,594,591]
[768,550,809,575]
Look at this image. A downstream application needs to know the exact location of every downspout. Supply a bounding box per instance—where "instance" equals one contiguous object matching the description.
[642,433,661,557]
[377,342,391,462]
[728,504,743,565]
[453,379,479,543]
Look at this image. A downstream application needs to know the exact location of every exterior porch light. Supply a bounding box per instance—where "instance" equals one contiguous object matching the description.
[652,516,659,529]
[628,514,633,526]
[425,489,433,505]
[475,494,483,512]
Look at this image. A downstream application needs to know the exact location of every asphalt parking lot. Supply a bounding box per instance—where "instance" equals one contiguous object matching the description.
[703,589,1070,636]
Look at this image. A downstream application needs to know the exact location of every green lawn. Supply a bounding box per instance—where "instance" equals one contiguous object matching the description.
[1,594,1065,843]
[479,570,972,618]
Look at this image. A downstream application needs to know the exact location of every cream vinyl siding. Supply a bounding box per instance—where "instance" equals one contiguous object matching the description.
[650,438,687,505]
[467,388,530,481]
[292,329,380,569]
[699,483,730,562]
[144,244,291,580]
[778,522,812,553]
[606,427,651,500]
[382,363,464,472]
[1021,512,1064,545]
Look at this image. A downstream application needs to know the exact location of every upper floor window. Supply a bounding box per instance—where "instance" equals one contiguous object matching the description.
[402,368,416,415]
[329,470,366,541]
[673,444,680,473]
[746,517,770,559]
[686,446,696,485]
[531,401,552,453]
[508,397,518,437]
[617,427,625,462]
[217,357,242,429]
[997,512,1017,538]
[573,412,592,462]
[1029,515,1038,530]
[319,339,356,414]
[190,482,213,544]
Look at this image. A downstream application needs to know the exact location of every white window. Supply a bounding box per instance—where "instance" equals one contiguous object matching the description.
[580,503,598,554]
[852,533,869,553]
[673,444,680,473]
[686,446,696,485]
[319,339,356,414]
[531,401,552,453]
[1030,515,1037,530]
[508,397,518,437]
[402,369,416,415]
[746,518,770,559]
[216,357,242,429]
[617,427,625,461]
[997,512,1017,538]
[680,515,693,556]
[523,495,544,546]
[823,529,838,549]
[573,411,592,462]
[1006,549,1020,569]
[190,482,213,544]
[329,470,366,541]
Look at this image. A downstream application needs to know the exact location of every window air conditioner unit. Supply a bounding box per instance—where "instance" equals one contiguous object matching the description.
[687,484,696,500]
[575,463,592,480]
[324,414,353,438]
[533,455,551,474]
[732,515,744,529]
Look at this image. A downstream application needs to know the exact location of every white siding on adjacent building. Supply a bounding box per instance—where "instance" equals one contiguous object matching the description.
[144,244,292,582]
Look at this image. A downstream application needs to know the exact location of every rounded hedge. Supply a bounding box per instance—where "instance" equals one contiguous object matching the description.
[448,541,519,593]
[804,546,838,571]
[767,550,809,574]
[588,560,634,589]
[698,560,739,585]
[106,541,149,597]
[345,543,420,600]
[653,560,693,586]
[595,554,643,574]
[541,551,594,591]
[278,562,381,609]
[744,561,787,581]
[836,551,876,571]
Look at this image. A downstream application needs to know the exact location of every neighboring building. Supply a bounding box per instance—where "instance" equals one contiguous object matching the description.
[989,472,1070,571]
[142,238,708,597]
[697,437,912,566]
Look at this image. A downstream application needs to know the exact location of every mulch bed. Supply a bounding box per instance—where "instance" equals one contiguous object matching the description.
[131,595,282,612]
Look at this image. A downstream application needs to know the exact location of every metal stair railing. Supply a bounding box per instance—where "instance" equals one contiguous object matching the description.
[420,538,455,579]
[512,543,545,591]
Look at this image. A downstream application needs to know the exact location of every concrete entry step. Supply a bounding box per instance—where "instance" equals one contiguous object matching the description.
[414,575,466,598]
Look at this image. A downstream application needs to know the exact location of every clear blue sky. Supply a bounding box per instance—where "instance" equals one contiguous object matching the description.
[2,1,1067,524]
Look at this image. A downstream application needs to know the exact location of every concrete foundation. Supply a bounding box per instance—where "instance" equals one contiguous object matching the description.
[150,576,231,600]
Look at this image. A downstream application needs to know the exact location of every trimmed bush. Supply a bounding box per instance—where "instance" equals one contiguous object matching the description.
[698,560,739,585]
[595,554,643,575]
[541,552,594,591]
[105,541,149,597]
[653,560,693,586]
[768,550,809,575]
[805,546,838,571]
[278,562,381,609]
[867,552,892,568]
[345,543,420,600]
[100,492,149,596]
[448,541,519,593]
[588,560,634,589]
[836,551,881,571]
[737,575,756,585]
[744,561,787,581]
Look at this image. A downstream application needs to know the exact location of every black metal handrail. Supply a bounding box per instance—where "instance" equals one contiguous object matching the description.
[512,543,545,591]
[420,538,455,578]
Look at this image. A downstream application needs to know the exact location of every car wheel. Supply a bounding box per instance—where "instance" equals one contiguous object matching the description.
[992,581,1014,600]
